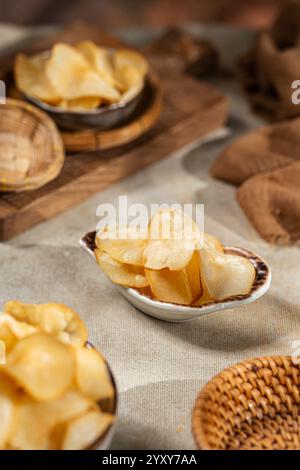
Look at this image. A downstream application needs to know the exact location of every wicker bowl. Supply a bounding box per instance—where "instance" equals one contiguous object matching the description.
[0,98,64,192]
[192,356,300,450]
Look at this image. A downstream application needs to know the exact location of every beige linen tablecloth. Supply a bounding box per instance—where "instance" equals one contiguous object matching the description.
[0,24,300,450]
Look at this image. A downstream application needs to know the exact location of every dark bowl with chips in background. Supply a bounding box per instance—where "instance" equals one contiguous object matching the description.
[14,46,148,131]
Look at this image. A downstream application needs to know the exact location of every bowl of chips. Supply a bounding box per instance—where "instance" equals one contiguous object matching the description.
[0,301,117,450]
[80,209,271,322]
[14,41,149,131]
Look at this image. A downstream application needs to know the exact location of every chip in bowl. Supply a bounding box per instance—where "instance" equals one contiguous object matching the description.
[0,302,116,450]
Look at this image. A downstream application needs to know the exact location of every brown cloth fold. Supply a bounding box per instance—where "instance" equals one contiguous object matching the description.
[211,117,300,244]
[237,162,300,244]
[211,118,300,185]
[239,0,300,120]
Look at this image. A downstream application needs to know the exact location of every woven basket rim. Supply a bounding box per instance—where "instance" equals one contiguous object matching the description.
[192,355,296,450]
[0,98,64,192]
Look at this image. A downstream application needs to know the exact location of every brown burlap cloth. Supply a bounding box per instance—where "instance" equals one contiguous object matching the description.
[212,1,300,244]
[211,118,300,244]
[238,0,300,120]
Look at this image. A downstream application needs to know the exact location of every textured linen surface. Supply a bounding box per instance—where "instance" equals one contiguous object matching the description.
[0,24,299,450]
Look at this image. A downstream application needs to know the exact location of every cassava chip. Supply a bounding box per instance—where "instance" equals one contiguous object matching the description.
[94,249,148,288]
[143,239,194,271]
[115,64,144,102]
[58,96,101,110]
[148,208,200,244]
[75,347,114,401]
[60,410,114,450]
[145,268,194,305]
[2,333,74,401]
[200,248,256,300]
[10,390,94,450]
[145,209,200,270]
[202,233,224,253]
[0,321,17,352]
[46,43,120,102]
[14,53,60,104]
[76,41,123,91]
[96,225,147,266]
[0,314,37,352]
[121,82,144,102]
[146,251,202,305]
[114,49,149,77]
[185,250,202,301]
[4,301,88,346]
[0,375,17,449]
[114,49,148,102]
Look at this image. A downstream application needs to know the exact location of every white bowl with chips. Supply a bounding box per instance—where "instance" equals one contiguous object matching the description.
[80,231,271,323]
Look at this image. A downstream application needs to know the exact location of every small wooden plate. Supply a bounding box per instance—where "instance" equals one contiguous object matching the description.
[0,99,65,192]
[61,73,162,153]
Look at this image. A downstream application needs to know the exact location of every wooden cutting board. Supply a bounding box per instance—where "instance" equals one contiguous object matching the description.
[0,24,228,241]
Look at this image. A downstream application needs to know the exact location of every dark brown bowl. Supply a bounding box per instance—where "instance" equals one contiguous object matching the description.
[20,49,147,131]
[25,83,146,131]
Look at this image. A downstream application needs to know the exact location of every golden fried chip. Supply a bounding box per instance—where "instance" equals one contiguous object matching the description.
[114,49,149,77]
[46,43,120,102]
[144,209,200,271]
[121,82,144,102]
[143,239,194,271]
[203,232,224,253]
[0,323,16,352]
[2,333,74,401]
[75,348,114,402]
[200,248,256,301]
[60,410,114,450]
[96,225,147,267]
[4,301,88,347]
[145,268,194,305]
[94,249,148,288]
[115,64,144,102]
[0,314,37,352]
[185,250,202,301]
[113,49,148,102]
[58,97,101,110]
[148,208,200,243]
[76,41,123,91]
[0,374,17,449]
[14,53,60,104]
[10,390,94,450]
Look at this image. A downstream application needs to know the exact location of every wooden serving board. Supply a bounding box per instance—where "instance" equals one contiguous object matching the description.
[0,24,228,241]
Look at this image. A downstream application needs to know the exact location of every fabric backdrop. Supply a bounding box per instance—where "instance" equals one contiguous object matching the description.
[0,24,299,449]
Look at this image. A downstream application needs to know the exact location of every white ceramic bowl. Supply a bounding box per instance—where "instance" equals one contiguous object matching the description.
[80,231,271,323]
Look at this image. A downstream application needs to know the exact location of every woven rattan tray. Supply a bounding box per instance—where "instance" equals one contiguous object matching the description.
[192,356,300,450]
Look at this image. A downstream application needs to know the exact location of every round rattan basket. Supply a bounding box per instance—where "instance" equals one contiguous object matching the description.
[192,356,300,450]
[0,99,64,192]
